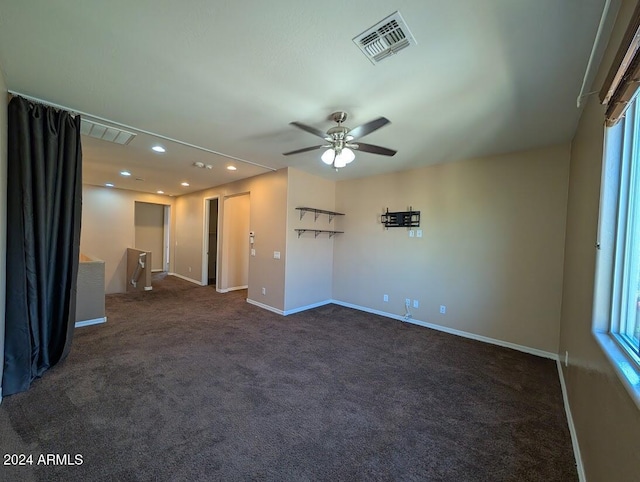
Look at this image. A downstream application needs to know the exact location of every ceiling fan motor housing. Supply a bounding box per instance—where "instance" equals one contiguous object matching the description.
[331,111,348,124]
[327,125,350,139]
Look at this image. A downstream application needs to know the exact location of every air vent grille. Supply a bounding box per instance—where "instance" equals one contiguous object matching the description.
[80,119,136,145]
[353,11,416,64]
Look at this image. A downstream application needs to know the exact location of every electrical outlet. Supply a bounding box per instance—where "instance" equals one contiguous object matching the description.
[439,305,446,314]
[409,230,415,238]
[188,266,192,273]
[405,298,411,307]
[383,294,389,302]
[413,300,419,308]
[417,229,423,238]
[273,251,280,259]
[262,287,266,295]
[251,248,256,256]
[565,351,568,367]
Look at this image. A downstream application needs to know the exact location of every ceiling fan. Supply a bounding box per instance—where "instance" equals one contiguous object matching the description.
[283,111,397,169]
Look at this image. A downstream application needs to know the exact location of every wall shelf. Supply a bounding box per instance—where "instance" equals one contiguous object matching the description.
[296,207,345,223]
[295,229,344,239]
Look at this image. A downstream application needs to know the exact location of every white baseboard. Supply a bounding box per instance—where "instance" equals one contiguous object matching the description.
[250,298,333,316]
[556,360,586,482]
[245,295,557,360]
[217,285,248,293]
[283,299,332,316]
[330,299,558,360]
[75,317,107,328]
[168,272,204,286]
[246,298,284,315]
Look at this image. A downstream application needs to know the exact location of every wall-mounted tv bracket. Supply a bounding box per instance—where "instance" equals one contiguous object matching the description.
[381,207,420,229]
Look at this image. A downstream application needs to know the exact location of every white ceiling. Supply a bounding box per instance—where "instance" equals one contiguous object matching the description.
[0,0,610,195]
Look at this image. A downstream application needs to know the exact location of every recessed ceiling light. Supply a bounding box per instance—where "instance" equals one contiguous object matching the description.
[181,182,190,187]
[152,145,166,153]
[157,190,164,194]
[105,183,114,187]
[227,165,237,171]
[120,170,131,176]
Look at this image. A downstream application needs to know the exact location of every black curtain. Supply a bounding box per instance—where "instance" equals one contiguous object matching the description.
[2,97,82,396]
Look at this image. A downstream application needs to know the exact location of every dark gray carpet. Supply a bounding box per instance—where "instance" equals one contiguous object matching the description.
[0,275,577,481]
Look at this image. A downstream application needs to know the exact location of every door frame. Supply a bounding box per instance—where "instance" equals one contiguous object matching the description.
[134,201,170,273]
[201,196,220,287]
[163,205,171,272]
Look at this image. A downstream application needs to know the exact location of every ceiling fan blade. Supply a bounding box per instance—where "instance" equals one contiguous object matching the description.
[283,145,324,156]
[290,121,329,139]
[347,117,390,139]
[353,142,397,157]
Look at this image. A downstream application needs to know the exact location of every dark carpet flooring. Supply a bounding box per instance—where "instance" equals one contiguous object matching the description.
[0,275,577,481]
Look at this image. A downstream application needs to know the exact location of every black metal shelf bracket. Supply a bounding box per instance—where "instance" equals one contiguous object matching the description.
[381,206,420,229]
[296,207,345,224]
[295,229,344,238]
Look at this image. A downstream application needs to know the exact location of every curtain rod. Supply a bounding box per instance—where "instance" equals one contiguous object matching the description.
[577,0,614,108]
[8,90,277,172]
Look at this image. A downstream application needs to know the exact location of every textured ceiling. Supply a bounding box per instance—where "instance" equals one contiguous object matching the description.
[0,0,611,195]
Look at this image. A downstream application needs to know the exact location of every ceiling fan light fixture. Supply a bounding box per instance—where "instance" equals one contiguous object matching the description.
[338,148,355,164]
[334,156,347,169]
[321,148,335,165]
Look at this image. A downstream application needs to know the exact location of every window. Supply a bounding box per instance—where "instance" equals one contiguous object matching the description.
[610,99,640,363]
[595,96,640,407]
[594,0,640,408]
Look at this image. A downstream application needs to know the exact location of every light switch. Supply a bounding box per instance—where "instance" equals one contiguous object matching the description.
[409,230,415,238]
[273,251,280,259]
[417,229,423,238]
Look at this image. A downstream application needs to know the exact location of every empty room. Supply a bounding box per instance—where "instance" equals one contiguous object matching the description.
[0,1,639,481]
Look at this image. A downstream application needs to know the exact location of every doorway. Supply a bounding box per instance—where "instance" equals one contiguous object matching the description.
[220,193,250,291]
[135,202,170,272]
[204,198,219,286]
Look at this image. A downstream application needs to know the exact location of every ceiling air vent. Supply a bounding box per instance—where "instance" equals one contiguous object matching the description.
[80,119,136,145]
[353,11,417,64]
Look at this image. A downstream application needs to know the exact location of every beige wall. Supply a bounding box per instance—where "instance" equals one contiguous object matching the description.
[134,201,165,271]
[174,168,287,310]
[76,255,105,322]
[559,0,640,480]
[284,168,336,312]
[221,193,250,289]
[0,69,7,398]
[81,185,174,294]
[334,144,569,354]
